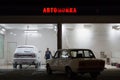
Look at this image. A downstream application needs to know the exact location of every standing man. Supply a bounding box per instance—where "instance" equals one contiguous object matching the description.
[45,48,52,60]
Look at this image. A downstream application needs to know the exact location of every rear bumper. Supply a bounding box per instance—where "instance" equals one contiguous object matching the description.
[13,58,37,65]
[77,68,104,73]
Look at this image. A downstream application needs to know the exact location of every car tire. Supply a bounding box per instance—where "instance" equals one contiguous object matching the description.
[19,64,22,69]
[46,65,52,74]
[35,63,38,68]
[80,73,84,75]
[13,64,17,69]
[65,67,74,78]
[90,72,100,78]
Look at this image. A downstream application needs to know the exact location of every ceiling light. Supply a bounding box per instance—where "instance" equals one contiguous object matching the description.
[112,25,120,30]
[53,26,57,31]
[0,31,4,34]
[14,34,16,36]
[10,32,13,34]
[1,28,6,31]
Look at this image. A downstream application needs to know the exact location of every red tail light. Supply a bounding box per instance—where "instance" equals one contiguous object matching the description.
[14,54,19,58]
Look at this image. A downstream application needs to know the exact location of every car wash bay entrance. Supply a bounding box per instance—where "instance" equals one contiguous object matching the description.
[1,16,120,49]
[0,16,120,69]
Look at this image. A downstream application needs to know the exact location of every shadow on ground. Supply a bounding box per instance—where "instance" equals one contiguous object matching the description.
[0,69,120,80]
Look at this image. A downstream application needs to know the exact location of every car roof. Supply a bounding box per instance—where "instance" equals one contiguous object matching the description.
[17,45,36,48]
[57,49,92,51]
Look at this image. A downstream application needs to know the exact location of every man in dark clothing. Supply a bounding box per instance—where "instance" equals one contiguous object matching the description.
[45,48,52,60]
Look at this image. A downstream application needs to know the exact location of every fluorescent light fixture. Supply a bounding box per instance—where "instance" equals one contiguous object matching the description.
[0,31,4,34]
[1,28,6,31]
[24,30,38,33]
[53,26,57,31]
[14,34,16,36]
[10,32,13,34]
[112,25,120,30]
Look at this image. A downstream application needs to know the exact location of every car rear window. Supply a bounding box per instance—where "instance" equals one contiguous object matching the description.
[15,47,34,53]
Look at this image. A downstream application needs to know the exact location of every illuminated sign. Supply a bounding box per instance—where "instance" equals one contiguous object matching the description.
[43,7,77,14]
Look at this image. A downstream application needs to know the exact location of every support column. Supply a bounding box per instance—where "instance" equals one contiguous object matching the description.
[57,23,62,50]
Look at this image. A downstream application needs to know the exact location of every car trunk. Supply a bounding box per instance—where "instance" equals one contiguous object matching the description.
[78,59,105,70]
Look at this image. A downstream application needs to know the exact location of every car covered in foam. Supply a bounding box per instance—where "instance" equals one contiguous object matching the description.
[13,45,41,69]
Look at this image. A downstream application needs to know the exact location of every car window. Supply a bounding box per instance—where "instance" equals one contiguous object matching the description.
[71,51,77,57]
[61,50,69,58]
[84,50,94,58]
[70,50,94,58]
[54,51,61,58]
[78,51,84,58]
[71,50,84,58]
[15,47,34,53]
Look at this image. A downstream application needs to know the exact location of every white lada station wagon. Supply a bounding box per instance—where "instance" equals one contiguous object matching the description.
[46,49,105,78]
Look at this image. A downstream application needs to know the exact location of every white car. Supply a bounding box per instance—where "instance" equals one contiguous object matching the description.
[46,49,105,78]
[13,45,41,69]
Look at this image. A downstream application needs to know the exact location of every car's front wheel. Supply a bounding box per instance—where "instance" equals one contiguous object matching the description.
[46,65,52,74]
[35,63,38,68]
[90,72,100,78]
[65,67,74,78]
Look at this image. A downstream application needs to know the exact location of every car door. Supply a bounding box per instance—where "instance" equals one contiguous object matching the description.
[58,50,70,71]
[50,51,61,70]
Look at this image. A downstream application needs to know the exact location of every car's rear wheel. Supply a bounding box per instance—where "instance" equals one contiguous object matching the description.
[13,63,17,69]
[19,64,22,69]
[46,65,52,74]
[35,63,38,68]
[35,62,41,68]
